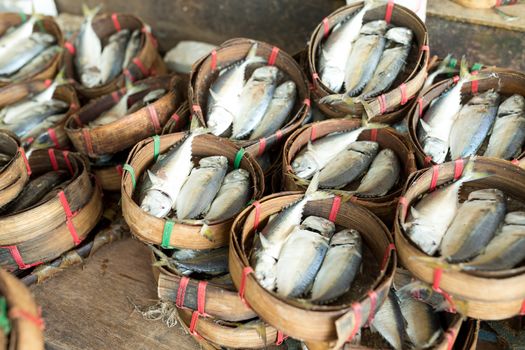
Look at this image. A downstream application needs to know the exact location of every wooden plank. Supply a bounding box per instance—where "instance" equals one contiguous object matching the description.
[30,238,199,350]
[428,0,525,32]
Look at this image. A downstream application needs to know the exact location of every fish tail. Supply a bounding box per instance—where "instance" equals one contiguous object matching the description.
[436,54,458,75]
[305,172,333,200]
[459,157,492,183]
[53,68,67,86]
[459,56,470,81]
[82,3,102,19]
[190,126,210,136]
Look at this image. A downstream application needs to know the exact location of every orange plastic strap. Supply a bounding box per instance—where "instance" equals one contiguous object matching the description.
[64,41,75,55]
[424,155,433,166]
[445,329,457,350]
[62,151,74,176]
[417,98,424,117]
[432,268,456,312]
[189,311,202,338]
[377,94,387,114]
[82,128,95,156]
[381,243,396,271]
[275,129,283,142]
[398,196,408,220]
[370,129,378,142]
[276,331,288,345]
[520,299,525,315]
[399,83,408,105]
[471,71,479,94]
[115,164,124,176]
[147,105,161,133]
[366,290,378,326]
[310,123,318,141]
[58,191,82,245]
[452,75,460,84]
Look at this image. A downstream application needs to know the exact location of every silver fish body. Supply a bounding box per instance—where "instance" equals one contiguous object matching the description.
[301,216,335,238]
[310,229,362,303]
[75,5,102,86]
[175,156,228,220]
[0,32,55,76]
[9,45,61,81]
[440,188,506,262]
[318,141,379,188]
[356,148,400,197]
[100,29,130,84]
[371,290,406,350]
[21,112,65,144]
[249,80,296,140]
[232,66,278,139]
[0,16,39,52]
[205,168,250,222]
[5,100,68,138]
[398,293,442,348]
[123,30,141,69]
[449,90,500,160]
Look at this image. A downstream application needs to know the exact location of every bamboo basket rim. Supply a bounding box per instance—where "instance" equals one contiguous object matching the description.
[0,132,29,206]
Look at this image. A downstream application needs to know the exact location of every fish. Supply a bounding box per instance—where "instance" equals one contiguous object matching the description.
[5,100,68,138]
[0,32,55,76]
[418,59,476,164]
[206,43,264,136]
[127,88,166,114]
[292,125,379,179]
[449,90,500,160]
[0,14,42,52]
[249,80,296,140]
[423,54,456,91]
[356,148,400,197]
[440,188,506,262]
[371,290,406,350]
[301,216,335,238]
[403,160,490,255]
[343,20,387,97]
[253,173,331,290]
[20,112,66,145]
[4,170,68,212]
[310,229,362,303]
[483,94,525,160]
[175,156,228,220]
[75,4,103,87]
[231,66,278,139]
[462,211,525,271]
[140,128,208,218]
[318,0,380,92]
[204,169,251,222]
[360,27,413,100]
[123,30,141,69]
[8,46,62,81]
[100,29,130,84]
[397,293,443,348]
[318,141,379,189]
[275,227,329,298]
[173,246,229,276]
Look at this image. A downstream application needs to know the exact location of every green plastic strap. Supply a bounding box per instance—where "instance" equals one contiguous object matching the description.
[471,63,483,72]
[123,164,136,189]
[0,298,10,334]
[448,58,457,68]
[18,12,27,22]
[161,220,175,249]
[234,148,246,169]
[152,135,161,161]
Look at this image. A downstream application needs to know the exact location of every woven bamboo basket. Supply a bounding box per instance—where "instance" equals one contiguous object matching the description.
[0,132,29,208]
[452,0,515,8]
[0,149,102,272]
[409,69,525,167]
[282,119,417,224]
[230,193,396,345]
[65,75,184,157]
[307,2,429,124]
[91,151,129,192]
[0,268,44,349]
[0,13,63,87]
[122,133,264,249]
[424,56,486,94]
[161,102,191,135]
[394,157,525,320]
[62,12,166,99]
[0,80,79,150]
[188,37,310,157]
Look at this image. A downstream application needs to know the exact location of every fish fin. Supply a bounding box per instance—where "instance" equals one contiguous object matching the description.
[147,170,164,188]
[459,56,470,81]
[82,3,102,19]
[199,224,215,242]
[419,118,432,134]
[459,156,493,183]
[208,88,220,104]
[305,171,320,196]
[53,68,67,86]
[259,232,271,250]
[409,206,420,219]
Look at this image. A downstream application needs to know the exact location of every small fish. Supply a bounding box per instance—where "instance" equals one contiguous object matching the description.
[371,290,406,350]
[9,46,62,81]
[204,169,250,222]
[100,29,130,84]
[440,188,506,262]
[140,128,207,218]
[301,216,335,238]
[318,141,379,189]
[276,227,329,297]
[123,30,141,69]
[423,54,456,91]
[175,156,228,220]
[232,66,278,139]
[483,95,525,160]
[462,211,525,271]
[75,4,103,87]
[127,88,166,114]
[21,112,66,145]
[310,229,362,303]
[5,100,68,138]
[449,90,500,160]
[356,148,400,197]
[173,246,229,276]
[0,15,42,52]
[249,80,296,140]
[0,32,55,76]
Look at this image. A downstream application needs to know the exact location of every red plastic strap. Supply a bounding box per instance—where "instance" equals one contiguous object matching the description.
[132,57,149,77]
[48,149,59,171]
[176,277,190,308]
[381,243,396,271]
[111,13,121,32]
[370,129,378,142]
[141,26,158,48]
[111,91,120,103]
[304,98,311,108]
[192,104,202,114]
[189,311,200,337]
[417,98,424,117]
[385,0,395,23]
[9,307,45,330]
[2,246,42,270]
[115,164,124,176]
[445,329,457,350]
[147,105,161,133]
[328,196,341,222]
[471,71,479,94]
[520,299,525,315]
[25,137,34,146]
[82,129,95,156]
[19,147,31,176]
[312,73,319,81]
[429,165,439,191]
[453,159,464,180]
[310,124,318,141]
[59,191,81,245]
[64,41,75,55]
[346,303,362,342]
[377,94,387,114]
[399,83,408,105]
[275,129,283,141]
[171,112,180,123]
[420,45,429,52]
[210,50,217,71]
[452,75,460,84]
[58,191,75,218]
[123,68,135,82]
[73,114,82,127]
[44,79,52,87]
[62,151,74,176]
[366,290,378,326]
[322,18,330,37]
[268,47,280,66]
[276,331,288,345]
[47,128,60,148]
[512,159,520,166]
[398,196,408,219]
[424,155,433,166]
[252,201,261,231]
[432,268,456,312]
[197,281,207,315]
[258,138,267,157]
[239,267,254,308]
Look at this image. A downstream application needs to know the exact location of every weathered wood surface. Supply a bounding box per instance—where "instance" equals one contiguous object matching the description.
[30,238,199,350]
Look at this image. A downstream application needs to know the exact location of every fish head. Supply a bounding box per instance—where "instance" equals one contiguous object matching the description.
[423,137,448,164]
[499,94,525,116]
[207,108,233,136]
[319,65,344,92]
[199,155,228,168]
[140,189,172,218]
[301,216,335,238]
[331,229,362,247]
[385,27,413,46]
[225,168,250,183]
[360,20,388,35]
[505,211,525,225]
[251,66,279,83]
[275,81,297,99]
[291,152,318,179]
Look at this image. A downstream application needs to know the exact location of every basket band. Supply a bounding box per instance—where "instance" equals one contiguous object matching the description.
[471,71,479,94]
[48,149,59,171]
[171,112,180,124]
[429,165,439,191]
[370,129,378,142]
[9,307,45,330]
[365,290,378,327]
[310,123,318,141]
[189,311,202,339]
[471,63,483,72]
[141,26,158,48]
[275,129,283,142]
[64,41,76,55]
[123,164,136,189]
[449,58,458,69]
[152,135,161,161]
[19,147,31,176]
[18,12,27,22]
[62,151,74,175]
[417,98,424,117]
[381,243,396,271]
[58,191,82,246]
[2,246,43,270]
[161,220,175,248]
[111,13,121,32]
[328,196,341,222]
[258,138,267,157]
[252,201,261,231]
[398,196,408,220]
[453,75,460,84]
[47,128,60,148]
[399,83,408,105]
[377,94,387,115]
[384,0,395,24]
[322,18,330,37]
[268,47,280,66]
[432,268,456,313]
[346,302,362,342]
[43,79,52,88]
[115,164,124,176]
[239,267,254,308]
[233,148,246,169]
[82,128,95,157]
[520,299,525,315]
[0,298,9,334]
[453,159,464,180]
[147,106,161,134]
[276,331,288,345]
[176,276,190,308]
[424,155,433,166]
[210,50,217,71]
[445,328,457,350]
[197,281,208,316]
